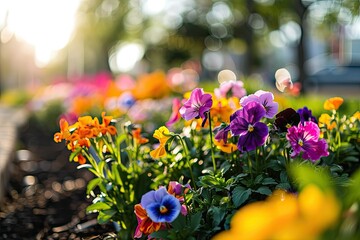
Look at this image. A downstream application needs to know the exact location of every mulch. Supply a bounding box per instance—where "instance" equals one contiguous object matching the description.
[0,121,117,240]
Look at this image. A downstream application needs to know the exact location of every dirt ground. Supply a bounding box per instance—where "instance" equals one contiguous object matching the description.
[0,121,117,240]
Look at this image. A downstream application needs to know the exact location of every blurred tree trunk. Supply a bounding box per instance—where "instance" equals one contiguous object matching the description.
[244,0,255,76]
[295,0,308,94]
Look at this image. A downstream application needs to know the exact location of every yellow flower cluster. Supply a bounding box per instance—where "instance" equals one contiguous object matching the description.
[214,184,340,240]
[54,112,117,164]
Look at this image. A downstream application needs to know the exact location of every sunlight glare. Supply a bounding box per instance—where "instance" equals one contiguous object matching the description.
[5,0,81,67]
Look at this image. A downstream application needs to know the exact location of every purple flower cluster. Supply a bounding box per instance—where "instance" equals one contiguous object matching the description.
[230,102,269,151]
[180,87,329,162]
[214,90,277,152]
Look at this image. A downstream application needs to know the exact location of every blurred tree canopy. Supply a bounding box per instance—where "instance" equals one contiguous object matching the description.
[44,0,360,91]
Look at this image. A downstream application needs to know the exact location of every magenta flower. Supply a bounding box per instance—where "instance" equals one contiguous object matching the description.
[166,98,182,127]
[179,88,213,121]
[240,90,279,118]
[286,121,329,161]
[230,102,269,151]
[141,187,181,223]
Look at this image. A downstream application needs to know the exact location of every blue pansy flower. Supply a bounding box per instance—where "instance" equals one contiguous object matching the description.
[141,187,181,223]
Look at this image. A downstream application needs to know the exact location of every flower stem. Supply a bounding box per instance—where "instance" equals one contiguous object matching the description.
[177,135,197,190]
[207,111,217,172]
[247,152,253,180]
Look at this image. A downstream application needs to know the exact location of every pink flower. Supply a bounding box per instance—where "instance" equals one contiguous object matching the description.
[214,81,247,99]
[286,121,329,161]
[179,88,213,121]
[166,98,182,127]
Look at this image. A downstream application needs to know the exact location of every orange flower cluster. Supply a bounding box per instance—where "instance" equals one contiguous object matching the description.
[54,112,117,164]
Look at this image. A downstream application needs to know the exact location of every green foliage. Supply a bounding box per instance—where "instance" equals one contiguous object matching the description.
[54,81,360,239]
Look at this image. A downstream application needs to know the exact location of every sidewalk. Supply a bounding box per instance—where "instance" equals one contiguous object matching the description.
[0,106,28,202]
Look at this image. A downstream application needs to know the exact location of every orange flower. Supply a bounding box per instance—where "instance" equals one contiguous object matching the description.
[132,128,149,145]
[74,154,87,164]
[214,139,237,153]
[54,118,71,142]
[324,97,343,111]
[132,71,171,99]
[100,112,117,135]
[134,204,162,238]
[211,97,234,127]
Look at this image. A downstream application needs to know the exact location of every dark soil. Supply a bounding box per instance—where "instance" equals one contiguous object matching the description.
[0,120,117,239]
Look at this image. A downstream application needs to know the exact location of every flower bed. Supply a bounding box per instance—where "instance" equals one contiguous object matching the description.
[52,70,360,239]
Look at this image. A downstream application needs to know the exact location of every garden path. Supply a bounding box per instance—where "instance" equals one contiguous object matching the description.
[0,106,27,202]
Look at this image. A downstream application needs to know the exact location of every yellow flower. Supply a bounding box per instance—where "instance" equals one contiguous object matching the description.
[324,97,343,111]
[350,111,360,123]
[150,126,171,159]
[318,113,336,130]
[214,139,237,153]
[213,185,340,240]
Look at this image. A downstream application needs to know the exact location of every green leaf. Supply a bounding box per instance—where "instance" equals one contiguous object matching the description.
[343,156,359,162]
[232,186,251,208]
[86,178,102,195]
[69,148,82,162]
[262,177,277,185]
[208,206,226,227]
[276,182,291,190]
[280,170,289,183]
[86,202,111,213]
[189,212,202,232]
[171,214,187,230]
[97,209,117,224]
[98,160,106,175]
[116,133,127,146]
[149,230,170,239]
[255,186,272,196]
[254,175,264,184]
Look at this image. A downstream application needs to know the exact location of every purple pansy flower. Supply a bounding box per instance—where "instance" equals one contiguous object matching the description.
[214,124,231,143]
[297,107,317,124]
[240,90,279,118]
[141,187,181,223]
[179,88,213,121]
[286,121,329,162]
[230,102,269,151]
